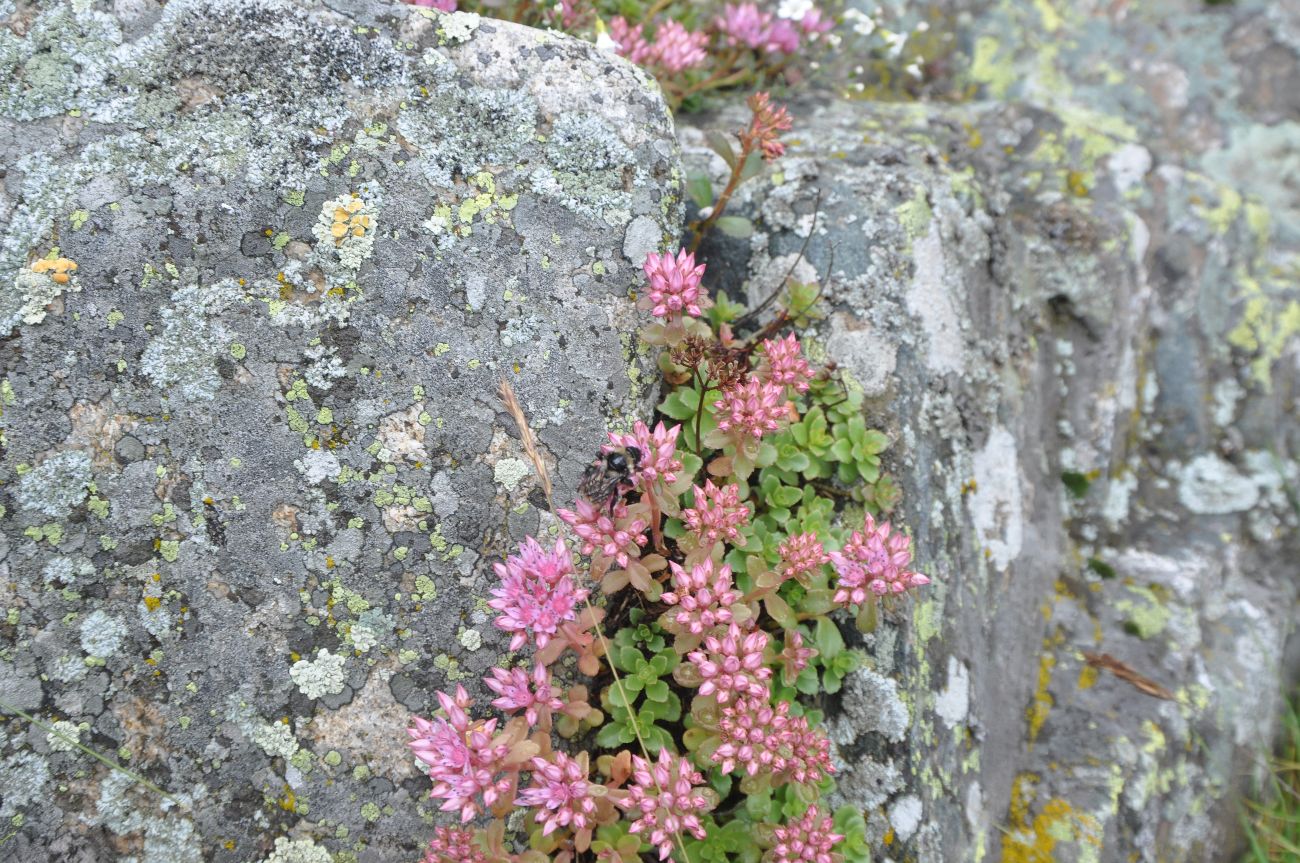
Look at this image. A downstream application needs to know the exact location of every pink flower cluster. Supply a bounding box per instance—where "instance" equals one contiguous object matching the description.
[714,377,788,439]
[772,805,844,863]
[610,17,710,73]
[743,90,794,161]
[558,498,648,568]
[616,749,712,860]
[716,4,830,56]
[711,695,834,786]
[687,622,771,703]
[643,249,707,320]
[423,826,486,863]
[407,0,456,9]
[778,532,830,585]
[760,333,814,393]
[829,514,930,604]
[408,687,512,822]
[682,481,750,547]
[660,559,740,635]
[517,751,597,835]
[605,420,683,490]
[779,629,817,681]
[488,536,587,651]
[483,663,562,729]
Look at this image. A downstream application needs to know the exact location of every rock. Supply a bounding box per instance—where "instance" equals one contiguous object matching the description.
[0,1,679,859]
[679,41,1297,857]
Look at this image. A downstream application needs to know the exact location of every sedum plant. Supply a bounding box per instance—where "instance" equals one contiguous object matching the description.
[407,96,930,863]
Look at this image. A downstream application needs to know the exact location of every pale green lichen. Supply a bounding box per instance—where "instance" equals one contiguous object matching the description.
[16,450,91,518]
[289,648,347,699]
[4,266,81,335]
[252,720,300,759]
[79,609,127,658]
[438,11,480,44]
[140,278,241,404]
[0,751,50,818]
[262,836,333,863]
[45,719,83,753]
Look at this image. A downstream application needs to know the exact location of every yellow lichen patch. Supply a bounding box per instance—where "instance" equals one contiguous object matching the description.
[32,256,78,285]
[1226,269,1300,391]
[1077,663,1099,690]
[1027,651,1056,745]
[1002,774,1103,863]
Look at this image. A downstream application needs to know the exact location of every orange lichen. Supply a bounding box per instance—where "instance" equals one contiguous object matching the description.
[32,256,78,284]
[330,197,371,245]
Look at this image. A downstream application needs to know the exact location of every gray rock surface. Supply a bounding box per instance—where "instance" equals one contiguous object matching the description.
[679,0,1299,855]
[0,1,678,860]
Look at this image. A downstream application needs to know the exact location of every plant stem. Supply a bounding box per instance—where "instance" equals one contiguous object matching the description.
[0,697,182,807]
[692,367,707,455]
[689,138,753,253]
[641,0,674,22]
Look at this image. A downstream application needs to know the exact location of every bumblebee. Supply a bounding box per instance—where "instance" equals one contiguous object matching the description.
[578,446,642,514]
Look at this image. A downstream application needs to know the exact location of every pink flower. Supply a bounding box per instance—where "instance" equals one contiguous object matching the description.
[777,532,830,585]
[712,695,834,785]
[772,805,844,863]
[800,8,835,38]
[423,826,486,863]
[405,0,456,8]
[660,559,740,635]
[779,629,817,682]
[558,498,648,568]
[555,0,586,29]
[484,663,563,728]
[743,91,793,161]
[764,18,802,54]
[488,537,587,651]
[714,377,788,439]
[407,686,512,822]
[716,3,773,49]
[604,421,683,490]
[759,333,814,394]
[644,249,706,320]
[610,17,654,65]
[616,749,712,860]
[686,622,771,703]
[517,751,598,835]
[829,514,930,605]
[682,481,750,547]
[650,20,710,72]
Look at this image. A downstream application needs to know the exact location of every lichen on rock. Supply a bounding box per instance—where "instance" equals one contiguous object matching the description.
[0,1,679,859]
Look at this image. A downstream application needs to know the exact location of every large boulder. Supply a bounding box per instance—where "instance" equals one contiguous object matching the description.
[0,1,679,860]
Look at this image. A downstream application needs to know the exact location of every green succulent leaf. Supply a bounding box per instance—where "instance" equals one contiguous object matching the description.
[814,618,845,660]
[716,215,755,238]
[660,387,700,420]
[687,172,714,209]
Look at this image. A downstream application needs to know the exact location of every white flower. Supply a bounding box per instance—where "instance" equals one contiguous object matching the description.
[777,0,814,19]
